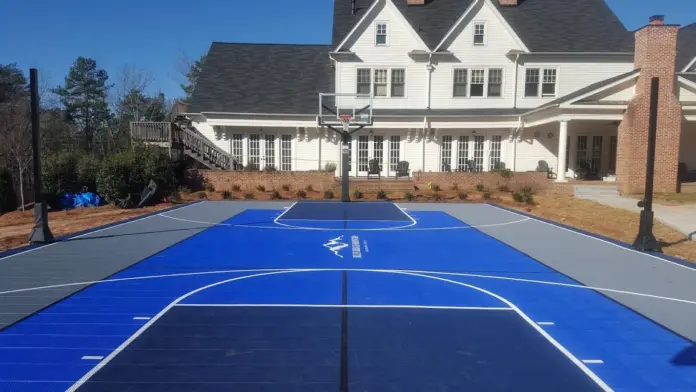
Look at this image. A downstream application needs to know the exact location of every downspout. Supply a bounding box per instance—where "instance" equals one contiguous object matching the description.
[512,53,520,109]
[421,117,428,172]
[426,54,434,109]
[317,126,322,171]
[511,116,522,172]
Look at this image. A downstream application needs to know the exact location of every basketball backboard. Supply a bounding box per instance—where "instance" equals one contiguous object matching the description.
[318,93,373,129]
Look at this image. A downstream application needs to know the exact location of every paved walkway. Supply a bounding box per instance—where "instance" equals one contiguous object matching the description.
[574,186,696,241]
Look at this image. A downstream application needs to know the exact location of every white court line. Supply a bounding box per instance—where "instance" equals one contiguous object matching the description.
[0,202,202,262]
[66,270,303,392]
[2,267,696,307]
[67,269,610,392]
[81,356,104,360]
[132,317,151,320]
[582,360,604,364]
[487,204,696,273]
[277,218,412,223]
[158,212,530,232]
[175,304,513,311]
[397,271,611,391]
[537,321,555,326]
[271,201,418,231]
[272,201,297,223]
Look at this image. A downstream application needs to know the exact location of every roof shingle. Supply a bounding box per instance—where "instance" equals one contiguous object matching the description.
[677,24,696,72]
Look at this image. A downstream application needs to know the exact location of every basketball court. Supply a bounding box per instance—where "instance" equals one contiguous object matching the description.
[1,201,696,391]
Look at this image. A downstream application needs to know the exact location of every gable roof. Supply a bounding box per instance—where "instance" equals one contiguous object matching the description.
[677,23,696,72]
[332,0,633,52]
[188,43,332,115]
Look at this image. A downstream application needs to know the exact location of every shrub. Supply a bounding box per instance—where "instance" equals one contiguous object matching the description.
[77,155,99,193]
[482,192,491,200]
[458,192,468,201]
[377,189,387,199]
[205,182,215,192]
[281,184,291,192]
[196,191,207,199]
[450,183,459,191]
[256,184,266,192]
[353,189,364,199]
[514,187,535,205]
[221,190,233,200]
[431,184,441,192]
[264,165,276,172]
[231,184,241,192]
[324,162,337,172]
[404,192,415,201]
[243,193,255,200]
[43,152,80,196]
[97,147,176,203]
[0,167,17,214]
[324,190,334,199]
[306,184,314,192]
[475,183,485,192]
[178,185,191,194]
[296,189,307,199]
[497,184,510,192]
[432,193,442,201]
[270,190,281,200]
[495,168,513,180]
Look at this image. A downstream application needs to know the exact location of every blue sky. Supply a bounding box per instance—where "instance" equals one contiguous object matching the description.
[1,0,694,101]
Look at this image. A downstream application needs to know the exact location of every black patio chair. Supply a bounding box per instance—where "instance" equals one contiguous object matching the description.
[367,158,381,179]
[396,161,410,178]
[575,161,592,180]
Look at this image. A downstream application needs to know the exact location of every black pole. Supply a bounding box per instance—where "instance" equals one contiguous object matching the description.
[633,77,661,252]
[28,69,55,244]
[341,132,351,202]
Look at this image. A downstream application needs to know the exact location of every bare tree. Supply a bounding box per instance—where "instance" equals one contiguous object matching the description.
[113,65,153,120]
[0,93,32,210]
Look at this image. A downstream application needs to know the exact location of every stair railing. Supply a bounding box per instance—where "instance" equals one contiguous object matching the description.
[181,127,231,169]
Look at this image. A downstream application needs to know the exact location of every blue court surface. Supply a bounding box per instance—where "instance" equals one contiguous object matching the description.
[1,201,696,391]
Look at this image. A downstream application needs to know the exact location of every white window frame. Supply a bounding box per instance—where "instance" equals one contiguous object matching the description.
[390,69,406,98]
[524,67,559,98]
[470,69,486,97]
[356,68,371,95]
[473,22,486,46]
[542,68,558,98]
[375,22,389,46]
[453,68,468,98]
[355,67,406,98]
[373,68,388,97]
[487,68,503,98]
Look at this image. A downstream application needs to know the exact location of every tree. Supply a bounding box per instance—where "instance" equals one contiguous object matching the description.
[54,57,113,155]
[0,64,32,209]
[179,54,206,102]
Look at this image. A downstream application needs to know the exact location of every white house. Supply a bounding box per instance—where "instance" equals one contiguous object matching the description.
[186,0,696,193]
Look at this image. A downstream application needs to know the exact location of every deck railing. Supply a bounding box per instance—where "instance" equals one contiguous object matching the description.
[130,122,171,142]
[181,127,231,169]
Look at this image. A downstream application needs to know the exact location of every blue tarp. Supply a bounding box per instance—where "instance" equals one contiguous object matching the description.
[58,192,102,210]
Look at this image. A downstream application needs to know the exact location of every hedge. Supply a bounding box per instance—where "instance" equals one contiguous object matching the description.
[0,167,17,214]
[96,147,176,202]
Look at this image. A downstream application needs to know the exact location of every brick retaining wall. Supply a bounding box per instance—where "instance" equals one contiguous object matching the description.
[191,170,337,192]
[412,171,549,192]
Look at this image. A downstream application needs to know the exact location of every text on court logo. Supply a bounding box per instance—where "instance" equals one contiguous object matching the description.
[323,235,362,258]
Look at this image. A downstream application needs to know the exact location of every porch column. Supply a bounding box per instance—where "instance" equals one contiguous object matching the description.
[557,120,569,182]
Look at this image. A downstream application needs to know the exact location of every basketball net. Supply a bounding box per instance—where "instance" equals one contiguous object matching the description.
[339,114,353,133]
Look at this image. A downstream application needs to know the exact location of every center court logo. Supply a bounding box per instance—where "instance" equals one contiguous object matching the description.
[323,235,363,259]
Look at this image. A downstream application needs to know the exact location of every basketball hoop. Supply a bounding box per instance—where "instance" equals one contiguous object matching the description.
[338,114,353,132]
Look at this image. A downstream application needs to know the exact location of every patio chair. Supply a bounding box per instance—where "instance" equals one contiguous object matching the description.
[536,160,555,179]
[442,162,452,173]
[367,158,381,179]
[396,161,410,178]
[575,161,592,180]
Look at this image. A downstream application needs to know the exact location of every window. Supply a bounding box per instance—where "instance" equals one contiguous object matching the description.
[489,135,502,171]
[473,23,485,45]
[391,69,405,97]
[357,69,371,95]
[358,135,369,172]
[231,134,243,168]
[591,136,603,173]
[248,134,260,169]
[281,134,292,171]
[440,136,452,172]
[453,69,468,97]
[488,69,503,97]
[457,136,469,171]
[264,134,276,170]
[473,136,484,172]
[576,136,588,169]
[542,69,557,97]
[389,136,400,171]
[609,136,617,174]
[470,69,485,97]
[373,69,388,97]
[525,69,540,97]
[376,23,388,46]
[373,135,384,173]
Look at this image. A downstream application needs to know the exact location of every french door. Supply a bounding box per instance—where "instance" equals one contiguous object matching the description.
[576,135,603,174]
[357,134,385,176]
[440,133,503,172]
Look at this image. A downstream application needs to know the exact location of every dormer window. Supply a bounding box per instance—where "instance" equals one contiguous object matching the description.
[473,23,486,45]
[376,23,388,46]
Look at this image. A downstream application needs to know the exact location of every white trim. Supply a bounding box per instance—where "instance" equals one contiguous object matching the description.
[375,21,390,47]
[208,118,318,128]
[678,74,696,90]
[558,71,640,107]
[433,0,481,51]
[335,0,382,52]
[472,21,487,47]
[175,304,514,310]
[682,56,696,73]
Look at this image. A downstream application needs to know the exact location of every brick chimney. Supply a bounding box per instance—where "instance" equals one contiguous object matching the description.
[616,16,682,194]
[498,0,518,6]
[407,0,425,5]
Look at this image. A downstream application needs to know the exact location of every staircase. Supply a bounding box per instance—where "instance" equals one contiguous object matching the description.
[130,119,232,170]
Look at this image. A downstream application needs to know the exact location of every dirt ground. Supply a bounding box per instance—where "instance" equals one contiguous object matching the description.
[0,204,175,252]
